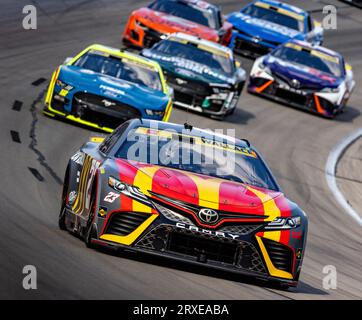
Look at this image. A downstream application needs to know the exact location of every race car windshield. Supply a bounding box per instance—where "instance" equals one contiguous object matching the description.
[272,46,342,77]
[242,4,304,32]
[115,128,278,191]
[73,52,163,91]
[148,0,219,29]
[151,40,234,75]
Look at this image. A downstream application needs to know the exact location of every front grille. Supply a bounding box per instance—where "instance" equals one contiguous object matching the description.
[174,90,194,106]
[105,212,151,236]
[234,38,271,56]
[275,88,307,106]
[72,92,141,129]
[169,231,238,264]
[262,238,293,273]
[143,26,163,48]
[136,225,266,274]
[219,224,264,235]
[51,94,69,112]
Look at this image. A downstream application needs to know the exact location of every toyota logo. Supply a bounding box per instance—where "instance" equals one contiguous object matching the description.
[198,208,219,224]
[291,79,301,89]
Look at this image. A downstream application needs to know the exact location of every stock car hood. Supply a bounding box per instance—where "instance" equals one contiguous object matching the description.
[264,56,342,90]
[135,8,219,42]
[115,159,289,217]
[58,66,168,110]
[227,12,304,44]
[142,49,235,85]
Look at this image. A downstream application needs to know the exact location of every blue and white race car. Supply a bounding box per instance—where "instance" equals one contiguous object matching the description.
[44,44,173,132]
[248,40,355,118]
[227,0,323,58]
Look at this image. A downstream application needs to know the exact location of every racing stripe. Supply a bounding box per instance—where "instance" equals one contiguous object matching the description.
[73,156,91,214]
[246,186,281,242]
[183,173,220,209]
[132,166,160,213]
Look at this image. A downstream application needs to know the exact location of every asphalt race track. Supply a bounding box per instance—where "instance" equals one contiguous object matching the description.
[0,0,361,299]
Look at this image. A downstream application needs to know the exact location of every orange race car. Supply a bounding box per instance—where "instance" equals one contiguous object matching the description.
[122,0,233,49]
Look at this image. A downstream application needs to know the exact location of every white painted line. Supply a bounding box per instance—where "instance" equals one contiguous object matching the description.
[325,128,362,227]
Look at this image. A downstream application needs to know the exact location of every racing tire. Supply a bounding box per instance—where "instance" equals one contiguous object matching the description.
[84,185,97,248]
[58,167,69,231]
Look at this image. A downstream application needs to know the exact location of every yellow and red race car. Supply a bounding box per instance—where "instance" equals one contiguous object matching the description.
[59,119,308,289]
[122,0,233,49]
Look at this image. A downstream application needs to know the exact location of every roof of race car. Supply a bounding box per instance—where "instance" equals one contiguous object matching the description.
[69,44,163,71]
[287,39,343,60]
[253,0,309,18]
[126,119,251,149]
[167,32,234,56]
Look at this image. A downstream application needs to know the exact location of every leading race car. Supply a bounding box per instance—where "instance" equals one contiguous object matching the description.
[248,40,356,118]
[227,0,324,58]
[44,44,173,132]
[59,119,308,288]
[122,0,233,49]
[141,33,246,119]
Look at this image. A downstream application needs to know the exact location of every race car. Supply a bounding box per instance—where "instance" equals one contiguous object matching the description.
[122,0,233,49]
[44,44,173,133]
[141,33,246,119]
[248,40,355,118]
[59,118,308,288]
[227,0,324,58]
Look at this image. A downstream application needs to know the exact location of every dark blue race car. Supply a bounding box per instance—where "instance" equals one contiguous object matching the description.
[248,40,355,118]
[227,0,324,58]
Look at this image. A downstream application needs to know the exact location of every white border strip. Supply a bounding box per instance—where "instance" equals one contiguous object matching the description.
[325,128,362,227]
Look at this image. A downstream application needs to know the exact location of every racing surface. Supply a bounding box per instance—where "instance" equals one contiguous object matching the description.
[0,0,361,299]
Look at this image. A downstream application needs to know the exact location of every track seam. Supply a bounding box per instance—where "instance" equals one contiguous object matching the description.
[29,89,63,185]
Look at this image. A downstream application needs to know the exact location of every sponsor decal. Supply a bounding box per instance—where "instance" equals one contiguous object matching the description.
[104,191,120,203]
[235,13,300,37]
[144,51,231,83]
[68,191,77,205]
[71,152,84,165]
[296,248,303,259]
[176,222,240,240]
[100,84,125,97]
[98,206,108,217]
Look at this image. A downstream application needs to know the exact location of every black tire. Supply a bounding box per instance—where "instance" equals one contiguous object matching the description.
[58,167,69,231]
[84,186,97,248]
[58,206,67,231]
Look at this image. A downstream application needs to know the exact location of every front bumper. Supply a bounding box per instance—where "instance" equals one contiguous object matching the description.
[248,77,344,118]
[165,74,243,118]
[45,88,168,133]
[92,207,301,287]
